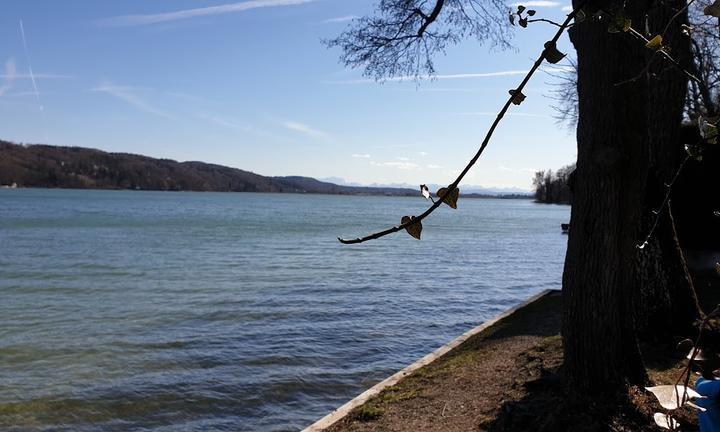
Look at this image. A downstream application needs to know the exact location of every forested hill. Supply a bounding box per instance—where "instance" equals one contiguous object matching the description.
[0,140,423,195]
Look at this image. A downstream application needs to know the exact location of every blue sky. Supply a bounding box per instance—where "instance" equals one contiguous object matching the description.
[0,0,577,190]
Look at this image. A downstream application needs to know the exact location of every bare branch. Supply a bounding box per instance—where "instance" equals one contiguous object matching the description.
[324,0,511,81]
[338,7,583,244]
[546,59,578,128]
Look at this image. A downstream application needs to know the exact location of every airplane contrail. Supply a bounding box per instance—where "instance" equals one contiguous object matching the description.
[19,19,43,111]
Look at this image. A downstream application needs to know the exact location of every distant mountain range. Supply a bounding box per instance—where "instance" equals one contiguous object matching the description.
[0,140,531,198]
[320,177,531,196]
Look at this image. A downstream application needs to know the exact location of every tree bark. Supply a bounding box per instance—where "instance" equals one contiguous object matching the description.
[635,0,703,339]
[563,0,651,391]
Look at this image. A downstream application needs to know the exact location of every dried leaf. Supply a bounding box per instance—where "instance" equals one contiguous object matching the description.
[688,401,707,412]
[519,17,528,28]
[704,0,720,17]
[509,12,516,25]
[420,184,430,200]
[715,262,720,276]
[645,35,664,50]
[527,9,536,16]
[401,216,422,240]
[686,346,710,361]
[517,5,526,13]
[653,413,680,430]
[543,41,566,64]
[509,89,527,105]
[437,187,460,209]
[646,385,702,410]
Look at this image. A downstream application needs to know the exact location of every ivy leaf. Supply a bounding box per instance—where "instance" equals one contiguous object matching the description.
[437,187,460,209]
[420,184,430,200]
[704,0,720,17]
[543,41,566,64]
[685,144,704,161]
[645,35,664,50]
[706,125,718,143]
[509,89,527,105]
[517,5,526,14]
[653,413,680,430]
[646,385,703,410]
[607,10,631,33]
[699,116,718,143]
[400,216,422,240]
[519,17,528,28]
[575,9,587,23]
[527,9,536,16]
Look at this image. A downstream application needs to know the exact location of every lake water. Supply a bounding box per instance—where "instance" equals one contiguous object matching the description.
[0,189,569,431]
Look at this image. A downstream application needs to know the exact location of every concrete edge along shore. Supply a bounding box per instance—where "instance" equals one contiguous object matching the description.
[303,289,559,431]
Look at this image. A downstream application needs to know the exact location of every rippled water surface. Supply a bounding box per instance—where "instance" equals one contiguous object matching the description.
[0,189,569,431]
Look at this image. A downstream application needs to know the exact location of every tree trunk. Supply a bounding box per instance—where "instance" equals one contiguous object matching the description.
[563,1,651,391]
[633,0,704,339]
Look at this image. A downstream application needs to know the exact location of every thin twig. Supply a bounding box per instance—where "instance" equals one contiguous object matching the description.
[337,6,585,244]
[661,0,699,39]
[613,52,662,86]
[527,18,569,28]
[626,27,702,84]
[671,305,720,423]
[636,154,691,249]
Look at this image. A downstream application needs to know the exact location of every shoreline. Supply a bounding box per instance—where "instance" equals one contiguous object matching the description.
[303,289,560,431]
[0,186,532,200]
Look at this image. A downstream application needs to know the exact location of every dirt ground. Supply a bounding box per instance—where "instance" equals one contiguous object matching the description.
[325,276,720,432]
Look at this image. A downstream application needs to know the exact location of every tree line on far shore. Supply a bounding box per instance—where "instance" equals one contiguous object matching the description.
[532,163,575,205]
[0,140,414,196]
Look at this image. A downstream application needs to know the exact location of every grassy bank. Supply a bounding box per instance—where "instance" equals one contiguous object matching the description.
[309,277,720,431]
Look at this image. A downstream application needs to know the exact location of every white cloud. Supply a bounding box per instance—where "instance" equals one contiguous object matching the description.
[392,87,486,93]
[4,91,43,97]
[396,156,411,161]
[98,0,317,27]
[426,164,443,169]
[284,121,328,138]
[19,20,43,111]
[352,153,371,158]
[371,161,420,170]
[167,91,215,104]
[509,1,561,7]
[199,114,250,130]
[542,65,575,73]
[419,151,429,156]
[321,15,357,24]
[90,83,172,119]
[498,166,538,173]
[0,72,71,79]
[561,5,572,11]
[332,70,529,84]
[451,111,549,118]
[0,58,16,97]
